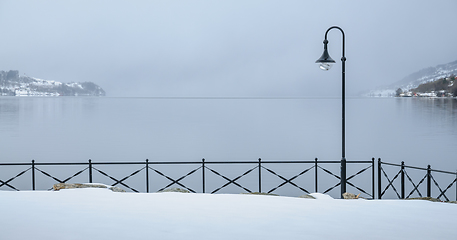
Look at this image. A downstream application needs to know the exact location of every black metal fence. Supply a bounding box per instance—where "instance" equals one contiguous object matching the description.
[378,159,457,201]
[1,158,456,200]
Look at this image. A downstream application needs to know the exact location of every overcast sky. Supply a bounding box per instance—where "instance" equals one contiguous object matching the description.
[0,0,456,97]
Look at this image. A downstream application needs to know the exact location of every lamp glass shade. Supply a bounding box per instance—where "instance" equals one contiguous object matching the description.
[318,63,334,71]
[315,48,336,71]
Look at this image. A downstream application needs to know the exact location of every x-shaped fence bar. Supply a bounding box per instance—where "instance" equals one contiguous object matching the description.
[318,165,341,194]
[378,159,457,201]
[437,177,457,201]
[149,166,201,193]
[262,165,314,194]
[0,167,31,191]
[380,166,402,199]
[34,166,89,190]
[205,165,256,194]
[404,169,427,198]
[430,174,450,201]
[345,165,373,197]
[318,163,373,198]
[92,166,144,193]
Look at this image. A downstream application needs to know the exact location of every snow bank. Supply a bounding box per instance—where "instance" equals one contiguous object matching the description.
[0,189,455,240]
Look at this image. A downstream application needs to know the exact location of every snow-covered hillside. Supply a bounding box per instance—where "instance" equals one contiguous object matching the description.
[396,60,457,90]
[0,70,105,96]
[367,60,457,97]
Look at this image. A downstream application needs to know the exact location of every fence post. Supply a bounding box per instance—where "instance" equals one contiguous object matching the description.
[372,158,375,199]
[341,158,346,199]
[315,158,318,193]
[258,158,262,193]
[202,158,205,193]
[427,165,431,198]
[88,159,93,183]
[401,161,405,199]
[32,160,35,191]
[378,158,382,199]
[146,159,149,193]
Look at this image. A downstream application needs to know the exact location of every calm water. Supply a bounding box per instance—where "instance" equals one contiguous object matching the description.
[1,96,457,197]
[1,96,456,170]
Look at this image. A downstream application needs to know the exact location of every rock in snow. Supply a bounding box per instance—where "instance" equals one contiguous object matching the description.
[53,183,126,192]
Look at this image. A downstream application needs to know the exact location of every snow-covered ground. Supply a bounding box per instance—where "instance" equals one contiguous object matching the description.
[1,188,456,240]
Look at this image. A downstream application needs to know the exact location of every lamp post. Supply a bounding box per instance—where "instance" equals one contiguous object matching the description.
[315,26,346,198]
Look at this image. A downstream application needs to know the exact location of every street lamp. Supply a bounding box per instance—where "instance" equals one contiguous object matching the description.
[315,26,347,198]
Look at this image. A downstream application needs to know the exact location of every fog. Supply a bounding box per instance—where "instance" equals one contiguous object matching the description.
[0,0,456,97]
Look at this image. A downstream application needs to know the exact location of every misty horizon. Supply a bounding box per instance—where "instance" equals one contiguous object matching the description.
[1,0,456,98]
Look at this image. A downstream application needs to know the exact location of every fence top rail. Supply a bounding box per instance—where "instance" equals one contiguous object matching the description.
[204,160,368,164]
[381,161,457,175]
[430,168,457,175]
[0,163,33,166]
[346,160,373,164]
[404,164,428,171]
[380,161,425,170]
[0,159,375,166]
[380,161,402,167]
[0,162,90,166]
[95,161,202,165]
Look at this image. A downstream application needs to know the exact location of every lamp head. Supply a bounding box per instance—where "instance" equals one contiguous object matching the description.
[315,40,335,71]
